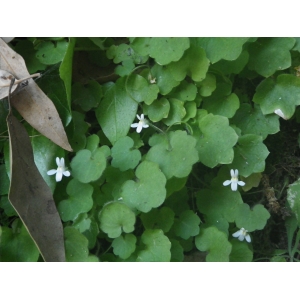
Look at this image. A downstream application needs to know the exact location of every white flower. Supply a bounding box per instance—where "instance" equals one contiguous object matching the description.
[47,157,71,182]
[130,114,149,133]
[274,108,287,120]
[232,228,251,243]
[223,169,245,191]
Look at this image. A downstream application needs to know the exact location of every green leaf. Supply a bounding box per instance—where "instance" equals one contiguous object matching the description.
[151,64,180,95]
[0,196,17,217]
[287,178,300,226]
[228,134,270,177]
[196,187,243,223]
[169,81,197,102]
[64,227,91,262]
[72,80,103,111]
[115,60,135,76]
[146,130,198,179]
[111,136,141,171]
[85,134,100,153]
[136,229,171,262]
[14,40,46,73]
[58,179,93,222]
[170,239,184,262]
[247,37,295,77]
[0,224,39,262]
[194,113,238,168]
[235,203,271,232]
[36,40,69,65]
[229,239,253,262]
[112,233,137,259]
[167,43,209,81]
[121,160,167,213]
[82,218,99,249]
[232,103,280,140]
[145,97,170,122]
[163,98,186,126]
[70,148,106,183]
[165,186,190,215]
[148,37,190,65]
[0,164,9,195]
[60,37,76,106]
[195,226,232,262]
[96,77,138,144]
[69,111,89,151]
[126,74,159,105]
[253,74,300,120]
[140,207,175,233]
[99,201,136,238]
[173,210,201,239]
[203,92,240,118]
[182,101,197,123]
[212,50,249,75]
[191,37,249,63]
[197,73,216,97]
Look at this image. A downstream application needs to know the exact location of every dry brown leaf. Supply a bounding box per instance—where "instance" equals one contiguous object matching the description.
[0,38,72,151]
[0,69,19,99]
[7,110,66,262]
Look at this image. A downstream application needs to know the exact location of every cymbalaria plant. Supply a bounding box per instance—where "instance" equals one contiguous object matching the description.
[1,37,300,262]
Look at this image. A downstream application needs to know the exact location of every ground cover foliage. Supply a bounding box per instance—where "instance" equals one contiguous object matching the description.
[1,37,300,262]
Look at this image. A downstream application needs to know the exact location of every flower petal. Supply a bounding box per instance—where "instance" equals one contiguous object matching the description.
[56,157,60,167]
[60,157,65,167]
[230,169,234,177]
[232,230,241,237]
[238,234,245,241]
[245,234,251,243]
[131,123,138,128]
[55,170,63,182]
[234,169,238,177]
[140,114,144,120]
[231,181,238,191]
[137,114,141,120]
[137,123,143,133]
[63,170,71,177]
[143,124,149,128]
[238,181,245,186]
[47,169,57,175]
[223,180,232,186]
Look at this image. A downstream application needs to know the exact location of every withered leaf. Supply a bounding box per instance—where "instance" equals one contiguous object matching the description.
[7,111,66,262]
[0,38,72,151]
[0,69,19,100]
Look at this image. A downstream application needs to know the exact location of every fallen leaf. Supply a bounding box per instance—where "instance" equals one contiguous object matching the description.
[7,107,66,261]
[0,38,72,151]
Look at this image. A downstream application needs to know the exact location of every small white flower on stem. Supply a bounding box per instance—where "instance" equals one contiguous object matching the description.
[47,157,71,182]
[232,228,251,243]
[223,169,245,191]
[130,114,149,133]
[274,109,287,120]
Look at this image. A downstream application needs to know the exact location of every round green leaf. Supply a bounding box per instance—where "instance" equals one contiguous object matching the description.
[163,98,186,126]
[145,97,170,122]
[71,148,106,183]
[99,202,136,238]
[247,37,295,77]
[229,134,269,177]
[195,114,238,168]
[121,161,167,213]
[127,74,159,105]
[72,80,103,111]
[253,74,300,120]
[169,81,197,102]
[36,40,69,65]
[167,43,209,82]
[149,37,190,65]
[151,63,180,95]
[112,233,137,259]
[140,207,175,233]
[136,229,171,262]
[170,239,184,262]
[195,226,232,262]
[146,130,198,179]
[232,103,280,140]
[0,224,39,262]
[196,187,243,223]
[235,203,271,232]
[111,136,141,171]
[64,227,92,262]
[58,179,93,222]
[191,37,249,63]
[173,210,201,239]
[197,73,216,97]
[229,239,253,262]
